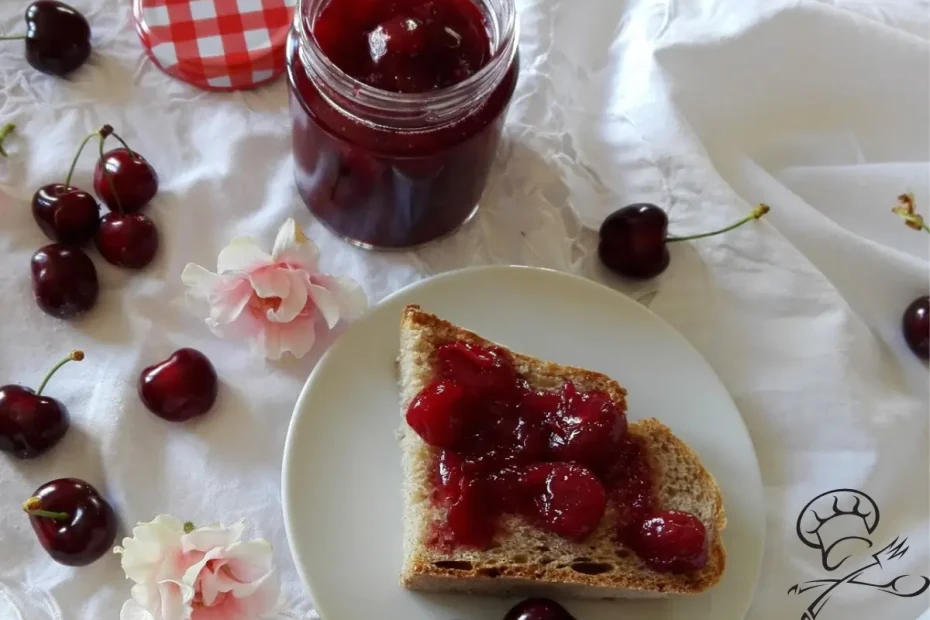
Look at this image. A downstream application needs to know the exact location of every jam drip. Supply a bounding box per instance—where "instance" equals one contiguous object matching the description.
[405,340,709,574]
[313,0,491,93]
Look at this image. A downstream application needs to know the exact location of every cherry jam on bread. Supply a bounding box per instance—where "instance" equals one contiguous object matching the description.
[405,340,709,573]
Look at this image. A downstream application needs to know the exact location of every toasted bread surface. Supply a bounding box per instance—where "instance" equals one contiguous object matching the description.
[398,305,727,598]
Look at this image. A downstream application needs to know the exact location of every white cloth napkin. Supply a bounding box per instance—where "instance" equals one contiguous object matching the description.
[0,0,927,618]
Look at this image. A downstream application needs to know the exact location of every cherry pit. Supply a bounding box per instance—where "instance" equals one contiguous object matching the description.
[29,123,160,320]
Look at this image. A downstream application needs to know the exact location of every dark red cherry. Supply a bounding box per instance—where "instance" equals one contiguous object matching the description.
[436,341,518,400]
[406,379,469,449]
[94,147,158,213]
[524,462,606,541]
[94,212,158,269]
[32,184,100,245]
[598,203,770,279]
[0,351,82,459]
[445,475,496,549]
[503,598,576,620]
[7,1,92,77]
[24,478,117,566]
[31,128,109,245]
[548,381,627,469]
[598,204,670,279]
[31,243,98,319]
[902,295,929,360]
[139,348,218,422]
[628,510,708,573]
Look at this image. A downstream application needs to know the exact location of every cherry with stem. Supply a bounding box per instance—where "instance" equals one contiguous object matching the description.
[893,193,930,360]
[94,128,159,269]
[23,477,118,566]
[598,203,770,279]
[892,192,930,234]
[32,126,109,245]
[94,125,159,213]
[23,496,69,520]
[0,350,83,459]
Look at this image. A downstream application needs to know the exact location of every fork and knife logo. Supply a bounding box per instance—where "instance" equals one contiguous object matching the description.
[788,489,929,619]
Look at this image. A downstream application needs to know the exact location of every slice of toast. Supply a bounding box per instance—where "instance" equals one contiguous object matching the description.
[397,304,727,598]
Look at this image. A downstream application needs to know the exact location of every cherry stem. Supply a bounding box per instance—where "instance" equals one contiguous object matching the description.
[64,130,106,188]
[36,350,84,396]
[22,497,69,521]
[107,129,137,158]
[667,204,770,243]
[0,35,26,41]
[892,207,930,234]
[184,521,196,534]
[98,133,124,213]
[0,123,14,158]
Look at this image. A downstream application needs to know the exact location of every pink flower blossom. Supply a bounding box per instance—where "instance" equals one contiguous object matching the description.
[181,219,368,360]
[114,515,279,620]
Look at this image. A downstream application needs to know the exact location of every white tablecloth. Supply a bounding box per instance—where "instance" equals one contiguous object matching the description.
[1,0,928,618]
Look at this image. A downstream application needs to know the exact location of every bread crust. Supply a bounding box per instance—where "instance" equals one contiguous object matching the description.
[398,305,727,598]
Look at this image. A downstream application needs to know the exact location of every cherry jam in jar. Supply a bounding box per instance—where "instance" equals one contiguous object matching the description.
[287,0,519,249]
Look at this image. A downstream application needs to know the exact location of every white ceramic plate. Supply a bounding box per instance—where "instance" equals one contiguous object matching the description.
[283,266,765,620]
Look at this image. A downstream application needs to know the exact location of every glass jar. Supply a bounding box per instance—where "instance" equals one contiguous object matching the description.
[286,0,519,249]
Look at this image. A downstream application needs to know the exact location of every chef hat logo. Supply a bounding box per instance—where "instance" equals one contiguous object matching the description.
[796,489,880,571]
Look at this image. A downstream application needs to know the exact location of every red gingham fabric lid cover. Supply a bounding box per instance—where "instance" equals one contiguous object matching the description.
[133,0,297,91]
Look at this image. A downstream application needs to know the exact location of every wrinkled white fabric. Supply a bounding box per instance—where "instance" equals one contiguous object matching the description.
[0,0,927,618]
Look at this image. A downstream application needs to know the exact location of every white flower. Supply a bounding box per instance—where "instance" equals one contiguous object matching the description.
[181,219,368,360]
[114,515,279,620]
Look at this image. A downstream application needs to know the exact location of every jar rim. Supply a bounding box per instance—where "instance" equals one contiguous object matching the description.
[293,0,518,126]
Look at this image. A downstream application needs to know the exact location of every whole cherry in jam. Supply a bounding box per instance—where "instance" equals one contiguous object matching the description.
[524,462,606,540]
[503,598,577,620]
[436,341,517,400]
[445,476,497,549]
[902,295,929,360]
[313,0,490,93]
[24,478,117,566]
[406,379,469,449]
[628,510,708,573]
[598,203,770,279]
[548,382,627,470]
[370,16,427,58]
